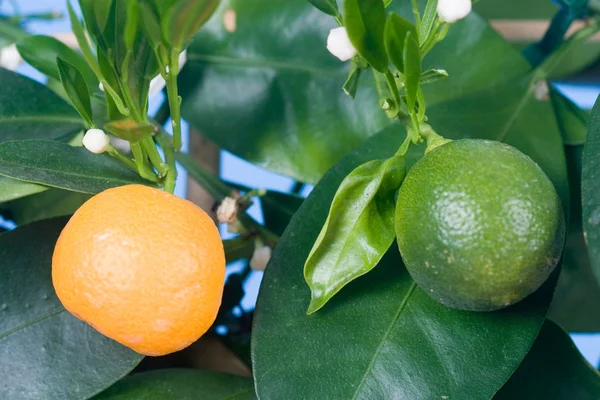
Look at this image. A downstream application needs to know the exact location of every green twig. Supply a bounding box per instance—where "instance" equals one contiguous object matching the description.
[106,144,137,172]
[154,130,177,194]
[164,49,183,151]
[131,142,159,183]
[410,0,421,34]
[141,136,169,178]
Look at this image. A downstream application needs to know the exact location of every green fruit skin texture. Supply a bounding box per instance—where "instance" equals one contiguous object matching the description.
[395,139,566,311]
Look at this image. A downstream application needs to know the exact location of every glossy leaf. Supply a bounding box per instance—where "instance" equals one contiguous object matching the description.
[0,69,83,143]
[57,58,94,127]
[180,1,566,189]
[16,35,97,88]
[582,97,600,285]
[252,127,558,399]
[1,189,90,226]
[307,0,339,16]
[105,120,154,142]
[495,320,600,398]
[0,140,149,193]
[93,369,256,400]
[548,144,600,332]
[0,218,143,400]
[403,31,420,111]
[304,155,405,314]
[163,0,220,49]
[344,0,388,72]
[0,176,47,203]
[383,13,416,73]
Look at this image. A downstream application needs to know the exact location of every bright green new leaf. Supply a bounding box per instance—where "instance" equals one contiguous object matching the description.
[105,120,154,142]
[344,0,388,72]
[342,59,363,98]
[57,57,95,127]
[124,0,139,51]
[383,12,416,73]
[0,176,48,203]
[403,31,421,111]
[139,1,163,49]
[420,0,438,45]
[163,0,220,49]
[0,218,143,400]
[17,35,97,88]
[420,68,448,85]
[307,0,339,16]
[495,320,600,398]
[92,369,256,400]
[304,155,405,314]
[0,140,149,193]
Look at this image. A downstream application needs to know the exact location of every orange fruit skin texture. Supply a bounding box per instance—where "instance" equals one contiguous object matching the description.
[52,185,225,356]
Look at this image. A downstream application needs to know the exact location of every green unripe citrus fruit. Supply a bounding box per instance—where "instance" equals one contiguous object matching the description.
[395,139,565,311]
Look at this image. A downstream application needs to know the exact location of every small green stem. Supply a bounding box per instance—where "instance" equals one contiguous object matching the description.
[164,49,182,151]
[141,136,169,178]
[106,144,137,172]
[420,123,451,153]
[154,130,178,194]
[410,0,421,34]
[421,22,449,57]
[131,142,159,183]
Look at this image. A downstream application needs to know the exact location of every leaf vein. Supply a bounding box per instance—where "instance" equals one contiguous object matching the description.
[0,308,65,341]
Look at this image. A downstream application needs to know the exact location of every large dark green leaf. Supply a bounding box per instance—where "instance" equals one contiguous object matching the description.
[495,320,600,398]
[0,140,149,193]
[304,155,405,314]
[582,97,600,286]
[0,218,143,400]
[252,127,558,399]
[1,189,90,226]
[0,69,83,142]
[549,145,600,332]
[16,35,98,88]
[93,369,256,400]
[180,0,566,191]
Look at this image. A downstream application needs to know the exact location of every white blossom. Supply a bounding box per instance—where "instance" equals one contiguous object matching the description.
[217,197,238,224]
[327,27,357,62]
[0,44,22,71]
[82,129,110,154]
[250,245,272,271]
[437,0,472,23]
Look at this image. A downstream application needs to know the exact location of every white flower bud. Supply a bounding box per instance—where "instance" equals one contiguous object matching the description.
[0,44,22,71]
[82,129,110,154]
[98,82,104,92]
[437,0,472,23]
[327,27,357,62]
[217,197,238,224]
[250,245,272,271]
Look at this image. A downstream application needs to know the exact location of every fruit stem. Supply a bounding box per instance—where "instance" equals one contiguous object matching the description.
[420,124,452,153]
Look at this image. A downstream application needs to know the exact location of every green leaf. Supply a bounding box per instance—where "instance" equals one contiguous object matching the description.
[420,0,438,45]
[419,68,448,85]
[94,0,115,32]
[163,0,220,49]
[252,127,558,399]
[124,0,140,51]
[307,0,339,16]
[0,176,47,203]
[0,140,149,193]
[304,155,405,314]
[16,35,98,88]
[344,0,388,72]
[548,144,600,332]
[550,87,588,146]
[582,97,600,286]
[138,2,163,49]
[0,69,84,143]
[224,237,255,264]
[0,218,143,400]
[181,1,566,186]
[495,320,600,398]
[342,59,363,99]
[1,189,90,225]
[261,190,304,236]
[92,369,256,399]
[383,13,416,73]
[57,57,95,127]
[105,120,154,142]
[403,31,420,111]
